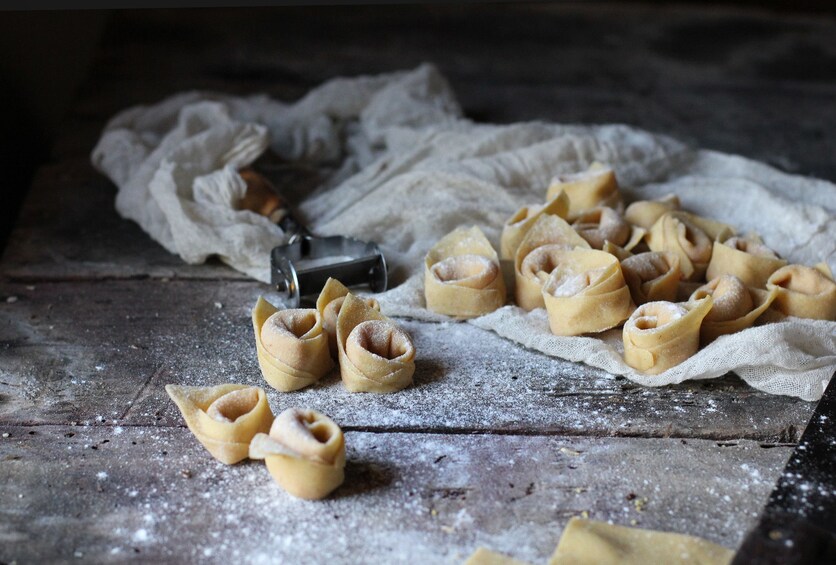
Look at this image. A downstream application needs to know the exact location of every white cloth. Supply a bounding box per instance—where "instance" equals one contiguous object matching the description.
[91,64,461,281]
[92,64,836,400]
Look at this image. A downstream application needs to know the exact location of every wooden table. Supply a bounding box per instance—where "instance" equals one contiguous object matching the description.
[1,5,832,563]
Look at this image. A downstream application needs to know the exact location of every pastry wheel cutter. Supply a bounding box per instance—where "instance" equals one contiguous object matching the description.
[270,214,387,308]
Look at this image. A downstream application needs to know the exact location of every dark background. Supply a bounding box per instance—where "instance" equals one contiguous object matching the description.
[0,11,107,254]
[2,2,836,255]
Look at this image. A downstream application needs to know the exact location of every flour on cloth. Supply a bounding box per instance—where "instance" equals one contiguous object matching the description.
[92,64,836,400]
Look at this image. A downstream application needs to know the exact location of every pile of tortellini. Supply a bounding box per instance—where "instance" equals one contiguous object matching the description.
[166,278,416,500]
[424,162,836,375]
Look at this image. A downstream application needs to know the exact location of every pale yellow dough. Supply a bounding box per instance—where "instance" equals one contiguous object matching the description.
[425,226,506,318]
[541,248,635,336]
[571,207,645,251]
[601,241,633,262]
[500,191,570,260]
[514,214,591,311]
[316,277,380,359]
[252,297,334,392]
[646,212,714,281]
[546,162,622,216]
[624,194,680,230]
[336,294,416,393]
[622,296,713,374]
[165,383,274,465]
[676,211,735,243]
[463,547,532,565]
[706,237,786,288]
[621,251,681,305]
[549,518,733,565]
[249,407,345,500]
[767,263,836,321]
[691,275,778,343]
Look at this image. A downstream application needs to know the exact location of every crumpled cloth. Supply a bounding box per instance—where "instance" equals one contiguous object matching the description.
[91,64,461,281]
[92,63,836,400]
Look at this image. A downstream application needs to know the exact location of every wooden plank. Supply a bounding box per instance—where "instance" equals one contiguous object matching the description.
[0,159,247,281]
[0,424,792,564]
[75,5,836,115]
[49,115,111,161]
[0,280,814,440]
[71,7,836,93]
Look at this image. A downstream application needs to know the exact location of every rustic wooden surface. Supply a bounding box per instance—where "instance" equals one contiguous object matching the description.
[0,279,812,441]
[2,4,835,564]
[0,426,790,564]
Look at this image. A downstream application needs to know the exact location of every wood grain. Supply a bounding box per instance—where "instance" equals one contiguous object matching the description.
[0,159,246,282]
[0,279,813,440]
[0,424,791,564]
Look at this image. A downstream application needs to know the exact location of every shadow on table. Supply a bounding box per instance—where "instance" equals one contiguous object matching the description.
[332,458,395,500]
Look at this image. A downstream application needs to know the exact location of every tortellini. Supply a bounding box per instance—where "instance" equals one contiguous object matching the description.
[646,212,714,281]
[252,297,334,392]
[677,211,734,243]
[624,194,680,230]
[500,191,569,260]
[317,277,380,359]
[706,236,786,288]
[571,207,644,251]
[514,214,590,311]
[424,226,506,318]
[621,251,681,305]
[337,294,416,393]
[767,263,836,321]
[622,296,713,374]
[249,408,345,500]
[546,162,622,215]
[691,275,778,343]
[601,241,633,262]
[541,248,635,336]
[166,384,273,465]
